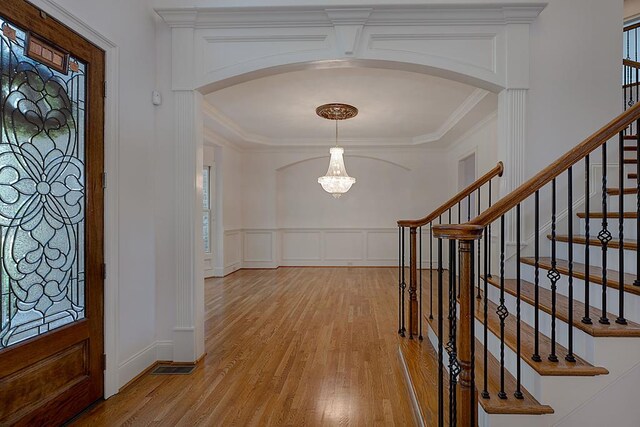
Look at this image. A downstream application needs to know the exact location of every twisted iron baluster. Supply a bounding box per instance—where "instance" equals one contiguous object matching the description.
[497,215,508,399]
[583,155,593,324]
[599,142,611,325]
[548,179,560,362]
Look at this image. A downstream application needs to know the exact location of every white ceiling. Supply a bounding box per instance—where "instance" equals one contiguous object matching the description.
[203,67,497,148]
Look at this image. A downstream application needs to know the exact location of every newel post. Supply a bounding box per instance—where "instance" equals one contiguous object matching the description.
[458,239,477,426]
[409,227,418,338]
[433,224,483,426]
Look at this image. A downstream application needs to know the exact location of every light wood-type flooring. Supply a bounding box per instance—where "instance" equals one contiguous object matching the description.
[72,268,417,426]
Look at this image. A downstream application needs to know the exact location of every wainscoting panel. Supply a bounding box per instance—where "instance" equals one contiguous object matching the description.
[366,230,397,261]
[323,231,364,261]
[281,231,322,261]
[224,230,242,274]
[243,230,278,268]
[223,228,444,271]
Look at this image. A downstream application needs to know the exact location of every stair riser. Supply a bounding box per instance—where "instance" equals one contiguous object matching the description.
[485,285,595,364]
[520,263,640,324]
[475,318,545,402]
[579,217,638,237]
[555,240,637,275]
[474,316,604,412]
[604,194,639,211]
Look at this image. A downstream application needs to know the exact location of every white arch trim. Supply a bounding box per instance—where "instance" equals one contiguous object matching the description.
[157,2,545,364]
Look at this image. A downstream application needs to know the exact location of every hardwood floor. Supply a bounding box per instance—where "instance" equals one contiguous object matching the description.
[72,268,416,426]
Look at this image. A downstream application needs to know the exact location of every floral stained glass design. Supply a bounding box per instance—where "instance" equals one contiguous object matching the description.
[0,17,86,349]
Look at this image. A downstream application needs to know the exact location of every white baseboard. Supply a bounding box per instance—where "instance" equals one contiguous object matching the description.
[116,340,175,391]
[242,260,279,269]
[156,340,174,361]
[223,262,242,276]
[117,341,157,390]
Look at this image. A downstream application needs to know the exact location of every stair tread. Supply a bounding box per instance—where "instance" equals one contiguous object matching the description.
[577,212,637,219]
[521,257,640,297]
[474,291,607,375]
[628,173,637,179]
[398,339,445,425]
[552,234,638,250]
[422,274,553,415]
[485,276,640,337]
[623,145,638,151]
[606,187,638,195]
[624,158,639,164]
[623,135,639,140]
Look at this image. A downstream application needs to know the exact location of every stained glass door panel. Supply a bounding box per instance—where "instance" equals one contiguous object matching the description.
[0,1,104,425]
[0,15,86,350]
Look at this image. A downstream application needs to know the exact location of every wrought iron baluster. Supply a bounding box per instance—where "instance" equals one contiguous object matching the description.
[401,226,407,336]
[477,188,482,299]
[481,226,490,399]
[430,222,434,318]
[533,191,542,362]
[458,203,461,298]
[566,168,576,362]
[599,142,611,325]
[437,238,444,427]
[583,155,593,324]
[617,132,627,325]
[548,179,560,362]
[498,215,508,399]
[447,239,459,425]
[488,180,493,278]
[420,226,424,340]
[398,226,403,335]
[515,204,524,397]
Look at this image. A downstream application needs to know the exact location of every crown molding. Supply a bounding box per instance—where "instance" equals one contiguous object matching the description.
[155,3,547,29]
[412,88,489,144]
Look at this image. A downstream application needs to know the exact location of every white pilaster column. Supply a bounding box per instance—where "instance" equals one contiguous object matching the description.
[170,25,205,362]
[498,88,527,243]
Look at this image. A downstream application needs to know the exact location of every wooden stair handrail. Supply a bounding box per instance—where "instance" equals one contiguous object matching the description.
[397,161,504,228]
[434,101,640,239]
[624,58,640,70]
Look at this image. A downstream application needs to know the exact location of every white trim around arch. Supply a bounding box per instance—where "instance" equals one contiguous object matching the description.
[156,2,546,365]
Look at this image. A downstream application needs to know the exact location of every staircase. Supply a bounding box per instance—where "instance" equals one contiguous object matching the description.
[395,26,640,427]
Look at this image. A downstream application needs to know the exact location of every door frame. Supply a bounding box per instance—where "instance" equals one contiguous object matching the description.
[29,0,120,398]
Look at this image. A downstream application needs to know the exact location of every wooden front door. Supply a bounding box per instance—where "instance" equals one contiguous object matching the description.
[0,0,104,425]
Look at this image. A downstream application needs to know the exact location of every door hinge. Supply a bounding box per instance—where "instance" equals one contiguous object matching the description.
[101,263,107,280]
[102,354,107,371]
[103,81,107,98]
[101,172,107,189]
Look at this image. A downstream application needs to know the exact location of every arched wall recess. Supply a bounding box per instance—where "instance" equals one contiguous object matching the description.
[155,2,546,363]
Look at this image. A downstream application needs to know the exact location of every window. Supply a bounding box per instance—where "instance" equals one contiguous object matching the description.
[203,166,211,253]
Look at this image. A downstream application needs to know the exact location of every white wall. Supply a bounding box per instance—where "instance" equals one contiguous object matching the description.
[527,0,622,181]
[42,0,160,392]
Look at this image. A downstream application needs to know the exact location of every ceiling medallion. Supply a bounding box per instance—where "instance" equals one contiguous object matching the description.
[317,103,357,199]
[315,103,358,121]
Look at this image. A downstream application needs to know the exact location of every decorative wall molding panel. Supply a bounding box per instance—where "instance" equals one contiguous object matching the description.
[219,228,445,273]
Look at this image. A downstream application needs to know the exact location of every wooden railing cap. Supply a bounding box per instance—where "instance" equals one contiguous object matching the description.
[432,224,484,240]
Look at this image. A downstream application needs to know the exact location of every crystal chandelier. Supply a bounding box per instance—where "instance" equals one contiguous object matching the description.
[316,103,357,198]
